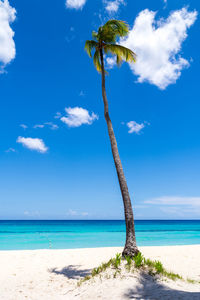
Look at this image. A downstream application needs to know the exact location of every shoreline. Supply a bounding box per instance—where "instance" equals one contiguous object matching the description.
[1,243,200,252]
[0,245,200,299]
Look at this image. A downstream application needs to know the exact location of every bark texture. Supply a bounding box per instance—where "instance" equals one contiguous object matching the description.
[99,48,139,257]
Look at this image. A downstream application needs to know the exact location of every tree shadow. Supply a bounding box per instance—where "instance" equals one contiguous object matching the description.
[124,272,200,300]
[49,265,91,280]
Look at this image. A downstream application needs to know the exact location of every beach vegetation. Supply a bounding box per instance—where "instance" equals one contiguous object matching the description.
[85,19,139,257]
[92,266,101,276]
[113,270,120,278]
[154,261,164,274]
[125,255,132,271]
[113,253,122,269]
[163,271,183,281]
[187,278,196,284]
[133,252,144,268]
[144,258,155,268]
[78,252,199,286]
[77,275,91,286]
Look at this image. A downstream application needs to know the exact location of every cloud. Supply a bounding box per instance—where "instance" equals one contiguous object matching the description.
[66,0,86,10]
[108,8,197,89]
[54,112,62,119]
[144,196,200,207]
[33,122,58,130]
[67,209,89,216]
[106,57,116,69]
[127,121,145,134]
[44,122,59,130]
[104,0,125,13]
[137,195,200,218]
[24,210,40,217]
[60,107,98,128]
[20,124,28,129]
[33,124,45,129]
[17,136,48,153]
[0,0,16,72]
[5,147,16,153]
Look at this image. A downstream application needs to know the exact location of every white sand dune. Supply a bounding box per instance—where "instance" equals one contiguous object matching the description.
[0,245,200,299]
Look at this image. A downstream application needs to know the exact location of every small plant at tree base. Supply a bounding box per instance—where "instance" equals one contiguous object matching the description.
[163,271,183,281]
[125,255,133,271]
[154,261,164,274]
[113,270,119,278]
[187,278,196,284]
[92,267,101,276]
[113,253,122,269]
[144,258,154,268]
[133,252,144,268]
[77,275,91,286]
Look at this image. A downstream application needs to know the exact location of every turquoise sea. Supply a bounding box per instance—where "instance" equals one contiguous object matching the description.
[0,220,200,250]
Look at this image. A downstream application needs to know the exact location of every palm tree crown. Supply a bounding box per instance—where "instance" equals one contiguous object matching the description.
[85,20,136,72]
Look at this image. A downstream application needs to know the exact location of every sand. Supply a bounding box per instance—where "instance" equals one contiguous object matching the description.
[0,245,200,299]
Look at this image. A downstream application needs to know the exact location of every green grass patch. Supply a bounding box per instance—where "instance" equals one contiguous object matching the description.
[133,252,144,268]
[113,253,122,269]
[77,252,199,286]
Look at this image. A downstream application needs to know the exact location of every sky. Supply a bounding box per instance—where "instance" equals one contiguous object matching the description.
[0,0,200,220]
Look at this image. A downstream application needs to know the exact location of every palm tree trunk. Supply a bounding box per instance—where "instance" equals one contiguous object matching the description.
[99,48,139,257]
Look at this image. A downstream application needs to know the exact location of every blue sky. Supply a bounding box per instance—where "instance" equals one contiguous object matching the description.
[0,0,200,220]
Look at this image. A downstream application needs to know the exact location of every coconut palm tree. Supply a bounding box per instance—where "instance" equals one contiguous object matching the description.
[85,20,139,257]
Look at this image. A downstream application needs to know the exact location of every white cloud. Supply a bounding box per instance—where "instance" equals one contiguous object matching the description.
[17,136,48,153]
[33,124,45,129]
[145,196,200,207]
[104,0,125,13]
[108,8,197,89]
[20,124,28,129]
[5,147,15,152]
[33,122,58,130]
[106,57,116,69]
[0,0,16,72]
[81,212,89,216]
[127,121,145,134]
[24,210,40,217]
[66,0,86,10]
[67,209,78,216]
[61,107,98,128]
[45,122,59,130]
[67,209,89,216]
[54,112,61,119]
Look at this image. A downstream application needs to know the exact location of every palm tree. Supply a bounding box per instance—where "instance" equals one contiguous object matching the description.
[85,20,139,257]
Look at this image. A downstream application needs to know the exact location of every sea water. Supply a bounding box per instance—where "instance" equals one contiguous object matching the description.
[0,220,200,250]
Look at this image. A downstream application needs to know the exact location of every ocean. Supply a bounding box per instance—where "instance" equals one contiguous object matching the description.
[0,220,200,250]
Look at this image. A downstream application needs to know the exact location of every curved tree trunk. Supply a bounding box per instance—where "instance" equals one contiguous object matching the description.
[99,48,139,257]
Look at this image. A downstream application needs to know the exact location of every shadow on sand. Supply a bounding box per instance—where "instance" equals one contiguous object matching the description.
[50,265,200,299]
[124,272,200,300]
[49,265,91,279]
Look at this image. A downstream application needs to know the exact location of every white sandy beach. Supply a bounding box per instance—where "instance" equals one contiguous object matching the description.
[0,245,200,300]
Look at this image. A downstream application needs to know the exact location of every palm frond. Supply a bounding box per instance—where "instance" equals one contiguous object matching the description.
[100,20,129,43]
[85,40,98,58]
[104,44,136,63]
[93,50,102,72]
[116,54,123,67]
[85,19,136,73]
[92,31,98,41]
[104,20,129,37]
